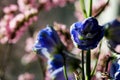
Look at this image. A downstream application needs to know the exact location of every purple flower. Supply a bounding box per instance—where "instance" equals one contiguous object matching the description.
[70,17,104,50]
[33,26,64,58]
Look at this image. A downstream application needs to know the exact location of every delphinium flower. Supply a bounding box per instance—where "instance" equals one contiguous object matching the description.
[33,26,64,57]
[104,18,120,54]
[70,17,104,50]
[109,58,120,80]
[33,26,81,80]
[33,26,65,80]
[104,18,120,79]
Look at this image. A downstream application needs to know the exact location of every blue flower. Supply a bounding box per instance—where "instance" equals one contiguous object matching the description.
[104,19,120,53]
[33,26,64,58]
[47,54,65,79]
[33,26,80,80]
[110,59,120,80]
[70,17,104,50]
[48,54,64,70]
[47,54,76,80]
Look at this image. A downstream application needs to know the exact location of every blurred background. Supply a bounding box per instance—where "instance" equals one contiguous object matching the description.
[0,0,120,80]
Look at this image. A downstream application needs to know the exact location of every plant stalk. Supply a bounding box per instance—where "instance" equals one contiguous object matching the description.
[82,50,85,80]
[86,50,91,80]
[79,0,88,18]
[88,0,92,17]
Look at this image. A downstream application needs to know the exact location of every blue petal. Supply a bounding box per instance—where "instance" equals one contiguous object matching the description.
[48,54,64,70]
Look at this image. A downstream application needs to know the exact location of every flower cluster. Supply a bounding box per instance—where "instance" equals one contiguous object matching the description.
[0,0,75,44]
[0,7,38,43]
[1,0,120,80]
[33,26,80,79]
[38,0,75,11]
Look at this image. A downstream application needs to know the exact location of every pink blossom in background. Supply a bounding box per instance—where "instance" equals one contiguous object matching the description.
[0,5,38,44]
[17,0,37,12]
[18,72,35,80]
[3,4,18,14]
[39,0,75,11]
[25,37,34,52]
[21,53,38,65]
[74,1,84,21]
[10,4,18,12]
[52,0,66,7]
[115,45,120,53]
[0,0,74,44]
[0,13,14,44]
[53,22,74,51]
[45,70,52,80]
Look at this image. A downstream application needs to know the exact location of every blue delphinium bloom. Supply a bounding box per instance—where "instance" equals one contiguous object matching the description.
[33,26,80,80]
[110,59,120,80]
[33,26,64,59]
[48,54,64,70]
[104,19,120,54]
[47,54,65,80]
[70,17,104,50]
[47,54,75,80]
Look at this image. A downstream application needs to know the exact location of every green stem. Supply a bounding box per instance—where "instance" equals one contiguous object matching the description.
[88,0,93,17]
[86,50,91,80]
[38,57,45,80]
[90,52,99,77]
[79,0,88,18]
[82,50,85,80]
[63,66,68,80]
[63,55,68,80]
[91,42,102,76]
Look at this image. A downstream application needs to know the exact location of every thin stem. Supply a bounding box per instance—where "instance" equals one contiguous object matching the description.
[79,0,88,18]
[82,50,85,80]
[88,0,92,17]
[91,42,102,76]
[63,55,68,80]
[63,66,68,80]
[38,57,45,79]
[86,50,91,80]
